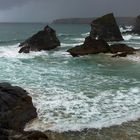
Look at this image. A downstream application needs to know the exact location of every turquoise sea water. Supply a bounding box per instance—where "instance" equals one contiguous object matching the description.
[0,23,140,133]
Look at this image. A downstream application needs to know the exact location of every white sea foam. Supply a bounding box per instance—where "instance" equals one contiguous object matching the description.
[0,43,51,59]
[58,33,75,37]
[81,32,90,37]
[123,35,132,40]
[125,54,140,62]
[120,26,133,33]
[61,42,83,47]
[64,37,85,42]
[122,34,140,41]
[25,85,140,132]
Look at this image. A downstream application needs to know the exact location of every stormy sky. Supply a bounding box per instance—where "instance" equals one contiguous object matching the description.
[0,0,140,22]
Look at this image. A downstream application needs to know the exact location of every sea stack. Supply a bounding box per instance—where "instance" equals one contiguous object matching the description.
[67,13,130,57]
[19,25,60,53]
[90,13,124,41]
[133,15,140,34]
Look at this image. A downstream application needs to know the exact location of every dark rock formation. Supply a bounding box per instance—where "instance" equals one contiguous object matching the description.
[0,83,49,140]
[67,36,110,57]
[110,44,136,54]
[133,15,140,34]
[19,25,60,53]
[67,37,136,57]
[90,13,124,41]
[0,83,37,131]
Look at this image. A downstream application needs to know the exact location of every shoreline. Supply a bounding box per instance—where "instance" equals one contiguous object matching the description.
[25,118,140,140]
[45,118,140,140]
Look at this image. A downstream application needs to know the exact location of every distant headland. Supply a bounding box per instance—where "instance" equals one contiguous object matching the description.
[52,17,135,25]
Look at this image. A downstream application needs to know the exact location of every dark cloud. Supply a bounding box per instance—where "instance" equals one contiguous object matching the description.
[0,0,30,9]
[0,0,139,22]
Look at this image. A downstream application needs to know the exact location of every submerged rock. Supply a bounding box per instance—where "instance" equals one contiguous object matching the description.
[90,13,124,41]
[0,83,49,140]
[67,36,110,57]
[19,25,60,53]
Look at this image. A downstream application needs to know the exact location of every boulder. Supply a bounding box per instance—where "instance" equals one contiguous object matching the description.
[132,15,140,34]
[90,13,124,41]
[19,25,60,53]
[110,44,136,54]
[67,36,110,57]
[0,83,49,140]
[0,83,37,131]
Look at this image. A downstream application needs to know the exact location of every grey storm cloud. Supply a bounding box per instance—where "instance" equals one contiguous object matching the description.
[0,0,140,22]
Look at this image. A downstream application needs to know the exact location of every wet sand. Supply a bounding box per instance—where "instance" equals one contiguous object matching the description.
[45,119,140,140]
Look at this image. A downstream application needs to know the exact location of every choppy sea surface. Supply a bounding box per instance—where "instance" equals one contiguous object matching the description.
[0,23,140,138]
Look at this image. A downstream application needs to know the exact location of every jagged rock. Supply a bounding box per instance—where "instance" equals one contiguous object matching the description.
[110,44,136,54]
[67,36,110,57]
[0,83,49,140]
[19,25,60,53]
[0,83,37,131]
[133,15,140,34]
[67,37,137,57]
[90,13,124,41]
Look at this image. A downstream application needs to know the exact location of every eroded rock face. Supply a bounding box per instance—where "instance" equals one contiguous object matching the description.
[67,36,110,57]
[19,25,60,53]
[90,13,123,41]
[0,83,49,140]
[0,83,37,131]
[133,15,140,34]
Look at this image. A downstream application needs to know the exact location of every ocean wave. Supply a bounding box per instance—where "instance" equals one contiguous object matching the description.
[24,84,140,132]
[0,43,49,59]
[70,38,85,42]
[64,37,85,42]
[123,34,140,41]
[120,25,133,33]
[58,33,76,37]
[81,32,90,37]
[0,39,23,44]
[61,42,82,47]
[124,52,140,62]
[123,34,132,40]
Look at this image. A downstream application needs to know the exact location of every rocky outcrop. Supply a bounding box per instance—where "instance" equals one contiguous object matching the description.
[67,36,110,57]
[19,25,60,53]
[0,83,49,140]
[0,83,37,131]
[90,13,124,41]
[132,15,140,34]
[110,44,136,54]
[67,37,136,57]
